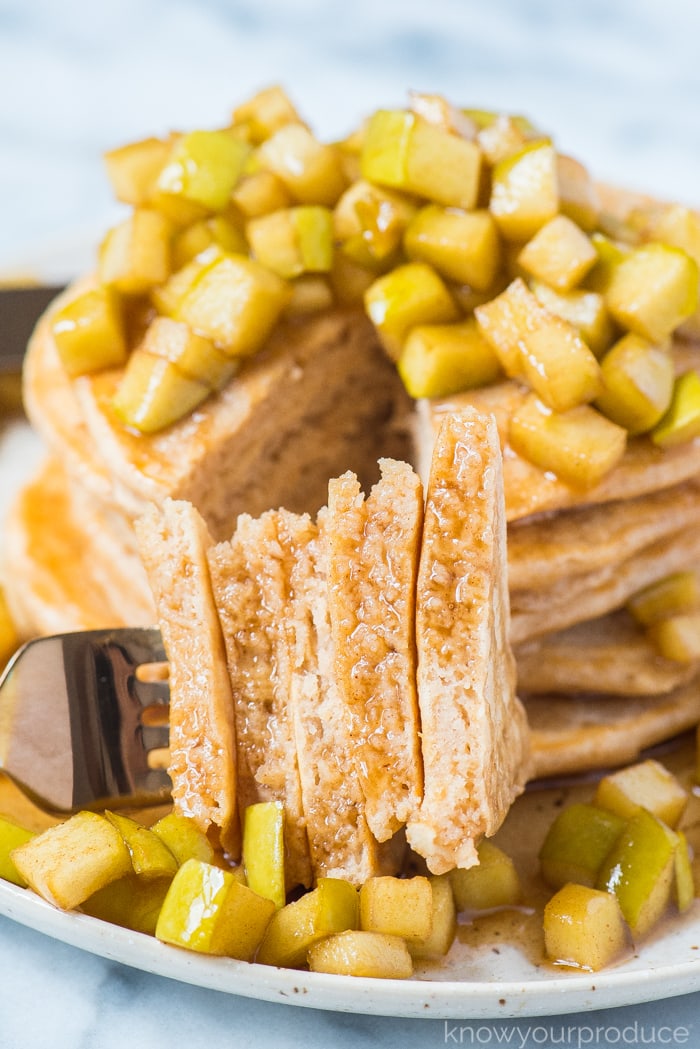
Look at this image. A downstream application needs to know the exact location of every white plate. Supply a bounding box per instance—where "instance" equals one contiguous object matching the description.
[2,376,700,1020]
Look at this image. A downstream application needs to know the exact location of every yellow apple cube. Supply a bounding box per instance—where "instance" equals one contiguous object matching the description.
[103,136,170,206]
[256,123,347,205]
[449,840,521,911]
[242,801,286,910]
[408,875,457,960]
[606,243,698,342]
[155,130,250,213]
[105,811,179,881]
[517,214,597,291]
[359,876,433,943]
[361,109,482,210]
[627,571,699,626]
[489,141,559,241]
[0,815,35,887]
[140,316,238,390]
[647,613,700,664]
[544,884,629,971]
[595,334,675,435]
[509,394,627,489]
[531,281,614,358]
[172,215,247,270]
[308,930,413,979]
[539,803,626,890]
[364,262,458,360]
[176,253,291,355]
[557,154,600,232]
[256,877,359,968]
[11,811,133,910]
[231,170,292,219]
[155,858,275,958]
[51,286,128,377]
[112,349,210,433]
[82,873,171,935]
[404,205,502,290]
[247,205,333,279]
[99,209,172,295]
[398,318,502,398]
[594,760,688,829]
[150,813,216,867]
[651,370,700,448]
[231,85,302,144]
[333,179,415,269]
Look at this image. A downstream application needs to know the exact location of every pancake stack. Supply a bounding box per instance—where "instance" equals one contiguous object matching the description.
[3,90,700,784]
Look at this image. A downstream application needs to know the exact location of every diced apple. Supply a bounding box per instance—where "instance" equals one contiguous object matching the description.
[256,123,347,205]
[544,884,629,971]
[539,803,626,890]
[517,215,597,291]
[556,154,600,232]
[176,253,291,355]
[247,205,333,279]
[154,130,250,213]
[256,877,359,968]
[626,571,699,626]
[104,811,179,881]
[231,170,292,219]
[334,179,415,270]
[594,761,688,829]
[99,209,172,295]
[404,205,501,290]
[103,136,171,207]
[11,811,133,910]
[308,930,413,979]
[359,875,433,943]
[231,85,302,144]
[595,334,675,435]
[398,318,502,398]
[0,815,35,887]
[112,349,210,433]
[361,109,482,210]
[364,262,458,360]
[489,141,559,241]
[140,316,238,390]
[647,613,700,664]
[242,802,286,910]
[155,858,275,958]
[449,840,521,911]
[282,275,333,317]
[605,243,698,342]
[172,215,247,270]
[651,370,700,448]
[596,809,678,937]
[508,394,627,489]
[51,286,128,377]
[150,813,216,866]
[476,114,529,166]
[407,875,456,960]
[81,873,171,934]
[675,832,695,913]
[530,281,614,358]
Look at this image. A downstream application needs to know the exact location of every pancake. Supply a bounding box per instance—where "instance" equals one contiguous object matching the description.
[515,607,699,698]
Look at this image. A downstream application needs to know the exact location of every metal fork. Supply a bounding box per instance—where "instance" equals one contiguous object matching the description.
[0,628,171,813]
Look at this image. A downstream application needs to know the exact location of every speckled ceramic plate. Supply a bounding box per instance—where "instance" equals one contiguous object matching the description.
[2,379,700,1020]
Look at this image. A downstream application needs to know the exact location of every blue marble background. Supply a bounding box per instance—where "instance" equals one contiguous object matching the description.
[1,0,699,276]
[1,1,700,1044]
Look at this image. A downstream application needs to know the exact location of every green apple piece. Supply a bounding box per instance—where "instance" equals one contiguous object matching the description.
[308,930,413,979]
[584,232,631,294]
[247,205,333,279]
[675,831,695,913]
[51,286,128,377]
[99,209,172,295]
[509,394,627,489]
[232,170,291,219]
[606,243,699,342]
[0,815,35,886]
[256,123,347,206]
[333,179,415,269]
[596,809,677,937]
[361,109,482,210]
[105,811,178,880]
[231,85,302,144]
[407,875,456,960]
[364,262,458,361]
[489,140,559,242]
[172,215,247,270]
[539,803,626,890]
[557,153,600,232]
[150,813,216,866]
[651,370,700,448]
[242,801,286,910]
[594,760,688,829]
[647,613,700,663]
[155,130,250,213]
[155,858,275,958]
[530,280,614,358]
[176,253,292,356]
[595,333,675,435]
[11,811,133,910]
[150,245,224,317]
[359,875,433,943]
[544,884,629,971]
[256,877,359,968]
[404,205,501,290]
[81,873,171,935]
[449,840,521,911]
[627,571,699,626]
[398,318,502,398]
[112,349,210,433]
[140,316,238,391]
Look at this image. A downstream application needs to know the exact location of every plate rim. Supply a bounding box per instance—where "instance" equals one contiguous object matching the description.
[2,877,700,1020]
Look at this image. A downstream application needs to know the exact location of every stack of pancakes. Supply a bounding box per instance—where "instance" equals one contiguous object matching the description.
[4,185,700,783]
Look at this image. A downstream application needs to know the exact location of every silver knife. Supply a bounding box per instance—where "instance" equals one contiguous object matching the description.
[0,285,65,372]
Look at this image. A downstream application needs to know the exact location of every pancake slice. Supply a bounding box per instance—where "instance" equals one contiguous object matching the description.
[323,459,424,842]
[207,511,313,888]
[284,517,403,884]
[135,499,239,856]
[406,409,530,874]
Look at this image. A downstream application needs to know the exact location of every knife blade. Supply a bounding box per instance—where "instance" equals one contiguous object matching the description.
[0,285,65,372]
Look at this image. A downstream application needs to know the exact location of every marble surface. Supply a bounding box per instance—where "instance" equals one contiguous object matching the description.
[1,0,700,1044]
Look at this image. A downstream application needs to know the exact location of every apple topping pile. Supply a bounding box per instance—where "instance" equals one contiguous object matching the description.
[49,86,700,488]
